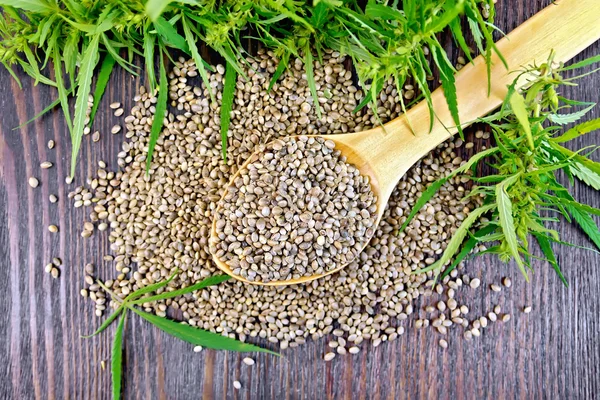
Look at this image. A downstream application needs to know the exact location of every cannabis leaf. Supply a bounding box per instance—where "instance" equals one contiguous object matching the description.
[403,52,600,284]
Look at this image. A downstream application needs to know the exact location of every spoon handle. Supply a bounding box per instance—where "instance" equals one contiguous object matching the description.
[367,0,600,200]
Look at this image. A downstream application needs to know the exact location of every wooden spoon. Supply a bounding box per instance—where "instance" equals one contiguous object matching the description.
[211,0,600,286]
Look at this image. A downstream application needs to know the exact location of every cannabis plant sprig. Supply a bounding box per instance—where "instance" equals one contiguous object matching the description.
[0,0,498,177]
[83,271,278,400]
[400,52,600,284]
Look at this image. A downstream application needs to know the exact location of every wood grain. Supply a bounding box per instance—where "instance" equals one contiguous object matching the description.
[1,1,599,398]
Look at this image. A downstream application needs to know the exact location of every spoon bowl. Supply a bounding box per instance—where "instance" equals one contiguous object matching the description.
[211,0,600,286]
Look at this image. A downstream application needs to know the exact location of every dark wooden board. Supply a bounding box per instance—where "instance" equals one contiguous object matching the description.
[1,1,599,398]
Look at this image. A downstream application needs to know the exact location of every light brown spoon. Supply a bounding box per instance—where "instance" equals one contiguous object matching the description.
[211,0,600,286]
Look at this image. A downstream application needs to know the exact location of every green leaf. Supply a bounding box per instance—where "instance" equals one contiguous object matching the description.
[124,270,178,303]
[554,186,600,252]
[551,142,600,189]
[143,31,157,91]
[111,312,126,400]
[63,31,80,88]
[562,54,600,71]
[13,96,62,129]
[101,35,138,76]
[533,233,567,286]
[181,16,214,102]
[130,275,230,305]
[52,54,73,139]
[129,307,279,355]
[571,162,600,190]
[145,0,172,21]
[0,0,52,12]
[548,103,596,125]
[70,34,100,177]
[417,204,496,274]
[569,206,600,251]
[365,3,404,20]
[154,16,189,54]
[215,45,246,78]
[449,18,473,64]
[2,61,22,89]
[509,91,533,150]
[310,2,330,28]
[146,46,168,173]
[398,147,498,234]
[81,304,126,338]
[552,117,600,143]
[431,42,462,138]
[440,224,496,278]
[427,0,463,33]
[220,61,237,162]
[89,54,116,127]
[496,173,528,279]
[304,46,322,119]
[268,52,290,93]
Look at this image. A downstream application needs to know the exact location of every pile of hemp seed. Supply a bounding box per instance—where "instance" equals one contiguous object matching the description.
[62,48,528,359]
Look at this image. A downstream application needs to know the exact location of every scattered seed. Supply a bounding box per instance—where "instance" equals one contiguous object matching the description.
[242,357,255,366]
[52,257,62,266]
[65,176,73,184]
[40,162,53,169]
[502,277,512,288]
[109,102,121,109]
[523,306,532,314]
[85,263,95,275]
[324,352,336,361]
[193,346,203,353]
[348,346,360,354]
[49,194,58,203]
[488,312,497,322]
[494,305,501,314]
[233,381,242,390]
[490,284,501,292]
[47,140,55,149]
[439,339,448,349]
[48,225,59,233]
[480,317,488,328]
[28,177,39,188]
[502,314,511,322]
[80,289,88,297]
[83,222,94,232]
[50,267,59,279]
[111,125,121,134]
[92,131,100,142]
[45,263,53,273]
[114,108,124,117]
[469,278,481,289]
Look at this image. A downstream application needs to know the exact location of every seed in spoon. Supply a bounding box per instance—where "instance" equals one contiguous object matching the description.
[212,135,377,283]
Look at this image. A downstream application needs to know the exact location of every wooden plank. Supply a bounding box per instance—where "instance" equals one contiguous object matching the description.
[0,1,599,398]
